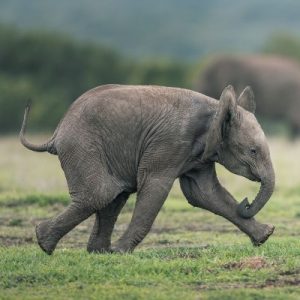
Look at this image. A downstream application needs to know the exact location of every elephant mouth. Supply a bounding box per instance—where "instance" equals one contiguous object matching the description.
[248,165,261,182]
[254,176,261,183]
[248,173,261,182]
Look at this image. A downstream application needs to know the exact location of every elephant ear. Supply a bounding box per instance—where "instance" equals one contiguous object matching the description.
[202,85,237,161]
[237,86,256,114]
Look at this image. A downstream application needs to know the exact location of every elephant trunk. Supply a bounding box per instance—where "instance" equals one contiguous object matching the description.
[237,166,275,219]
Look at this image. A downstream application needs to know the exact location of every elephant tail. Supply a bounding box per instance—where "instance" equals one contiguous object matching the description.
[19,100,58,155]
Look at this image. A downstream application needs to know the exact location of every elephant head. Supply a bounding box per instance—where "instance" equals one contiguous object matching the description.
[202,85,275,218]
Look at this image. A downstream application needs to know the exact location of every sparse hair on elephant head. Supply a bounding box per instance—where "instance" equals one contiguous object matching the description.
[202,85,275,219]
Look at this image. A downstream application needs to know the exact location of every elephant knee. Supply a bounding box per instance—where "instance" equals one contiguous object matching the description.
[186,197,202,208]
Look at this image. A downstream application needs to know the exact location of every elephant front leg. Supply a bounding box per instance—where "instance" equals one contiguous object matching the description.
[203,187,274,246]
[180,165,274,246]
[87,192,129,253]
[112,177,174,253]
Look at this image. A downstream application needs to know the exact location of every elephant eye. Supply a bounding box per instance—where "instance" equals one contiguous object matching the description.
[250,148,257,155]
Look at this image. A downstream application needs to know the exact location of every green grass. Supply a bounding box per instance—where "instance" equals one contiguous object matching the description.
[1,136,300,299]
[1,241,299,300]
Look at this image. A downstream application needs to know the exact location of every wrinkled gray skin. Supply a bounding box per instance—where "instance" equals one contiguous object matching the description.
[20,84,275,255]
[196,55,300,136]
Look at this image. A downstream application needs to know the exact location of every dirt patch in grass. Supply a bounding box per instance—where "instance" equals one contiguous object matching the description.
[262,269,300,288]
[279,269,300,276]
[264,276,300,288]
[184,223,237,233]
[223,256,270,270]
[195,281,300,291]
[150,226,178,234]
[0,233,89,249]
[0,235,34,246]
[194,273,300,291]
[193,264,300,291]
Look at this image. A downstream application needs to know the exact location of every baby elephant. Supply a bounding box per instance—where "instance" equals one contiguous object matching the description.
[20,84,275,255]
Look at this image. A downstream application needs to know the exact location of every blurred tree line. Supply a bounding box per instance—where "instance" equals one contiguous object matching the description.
[263,33,300,61]
[2,23,300,134]
[0,25,190,133]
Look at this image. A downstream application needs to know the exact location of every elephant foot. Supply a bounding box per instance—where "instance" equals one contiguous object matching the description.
[87,243,112,254]
[251,224,275,247]
[111,247,131,254]
[87,235,112,254]
[87,247,113,254]
[111,242,134,254]
[35,220,58,255]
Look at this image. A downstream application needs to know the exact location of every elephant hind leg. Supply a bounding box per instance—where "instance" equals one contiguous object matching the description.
[36,145,127,255]
[87,191,130,253]
[36,178,123,255]
[36,201,95,255]
[36,168,123,255]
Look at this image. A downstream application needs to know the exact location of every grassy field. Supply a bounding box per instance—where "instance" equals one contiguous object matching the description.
[0,135,300,299]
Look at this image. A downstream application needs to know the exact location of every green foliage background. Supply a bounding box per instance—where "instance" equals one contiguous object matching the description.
[1,1,300,133]
[0,25,189,132]
[2,22,300,134]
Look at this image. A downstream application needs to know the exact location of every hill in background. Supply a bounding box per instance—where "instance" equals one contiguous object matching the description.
[1,0,300,60]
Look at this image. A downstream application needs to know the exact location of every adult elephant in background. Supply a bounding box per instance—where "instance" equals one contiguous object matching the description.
[196,55,300,136]
[20,84,275,255]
